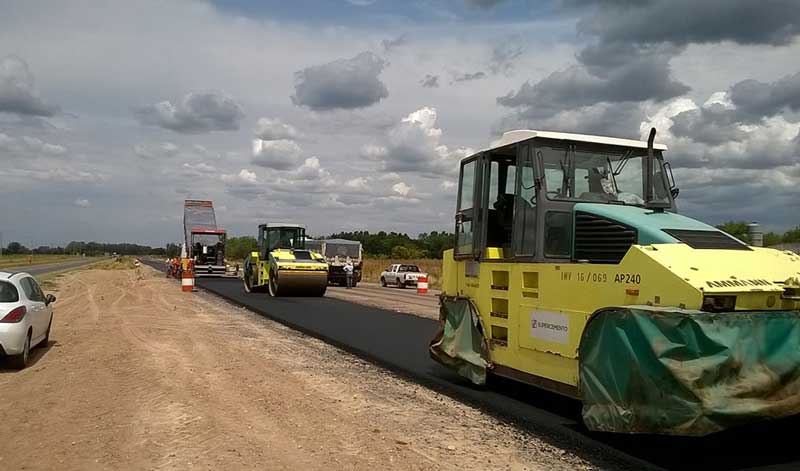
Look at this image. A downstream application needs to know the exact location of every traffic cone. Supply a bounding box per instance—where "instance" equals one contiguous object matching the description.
[182,259,195,292]
[417,275,429,295]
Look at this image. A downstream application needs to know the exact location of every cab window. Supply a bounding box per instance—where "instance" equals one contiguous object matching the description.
[455,158,478,257]
[513,144,537,257]
[484,153,516,252]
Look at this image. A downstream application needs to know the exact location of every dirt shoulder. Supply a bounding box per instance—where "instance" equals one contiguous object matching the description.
[0,266,595,470]
[325,282,439,320]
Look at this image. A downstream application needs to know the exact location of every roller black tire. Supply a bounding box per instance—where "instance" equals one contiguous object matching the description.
[243,275,253,293]
[10,332,31,370]
[268,269,279,297]
[380,277,387,287]
[244,262,267,293]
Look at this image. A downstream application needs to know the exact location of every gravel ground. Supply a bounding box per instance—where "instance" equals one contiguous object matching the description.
[0,265,598,470]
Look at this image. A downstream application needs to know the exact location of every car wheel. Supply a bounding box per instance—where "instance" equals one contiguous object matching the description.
[396,277,404,289]
[10,332,31,370]
[380,277,387,287]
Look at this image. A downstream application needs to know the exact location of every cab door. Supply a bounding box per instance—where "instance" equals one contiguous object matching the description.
[454,154,482,260]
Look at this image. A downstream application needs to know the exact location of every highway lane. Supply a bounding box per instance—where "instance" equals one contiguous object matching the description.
[143,260,800,470]
[2,258,100,276]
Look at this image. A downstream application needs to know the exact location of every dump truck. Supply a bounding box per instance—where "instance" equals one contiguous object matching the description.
[243,223,328,296]
[183,200,228,277]
[305,239,363,287]
[430,128,800,436]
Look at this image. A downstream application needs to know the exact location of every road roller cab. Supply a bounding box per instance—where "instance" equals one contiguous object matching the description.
[243,223,328,297]
[431,128,800,435]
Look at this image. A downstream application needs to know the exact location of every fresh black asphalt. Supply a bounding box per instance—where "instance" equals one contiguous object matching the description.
[144,260,800,470]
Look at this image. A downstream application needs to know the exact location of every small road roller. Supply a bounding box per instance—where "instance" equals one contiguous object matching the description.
[243,223,328,297]
[430,127,800,436]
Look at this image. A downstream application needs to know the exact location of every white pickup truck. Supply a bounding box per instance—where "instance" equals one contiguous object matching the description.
[380,264,427,288]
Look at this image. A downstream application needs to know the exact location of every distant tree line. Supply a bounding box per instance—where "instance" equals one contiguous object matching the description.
[715,222,800,246]
[323,231,454,259]
[4,241,161,256]
[222,232,454,260]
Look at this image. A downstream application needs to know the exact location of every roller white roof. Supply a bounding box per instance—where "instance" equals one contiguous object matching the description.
[264,223,305,229]
[488,130,668,152]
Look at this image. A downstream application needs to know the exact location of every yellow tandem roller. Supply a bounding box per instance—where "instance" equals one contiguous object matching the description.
[243,223,328,297]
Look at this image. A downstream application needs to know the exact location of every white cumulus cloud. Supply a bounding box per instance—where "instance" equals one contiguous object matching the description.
[252,139,303,170]
[361,107,474,177]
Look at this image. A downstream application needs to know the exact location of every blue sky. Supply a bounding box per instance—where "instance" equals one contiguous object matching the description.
[1,0,799,247]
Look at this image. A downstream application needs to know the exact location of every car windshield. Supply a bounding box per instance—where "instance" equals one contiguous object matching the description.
[192,233,223,245]
[540,145,671,206]
[0,281,19,302]
[402,265,420,272]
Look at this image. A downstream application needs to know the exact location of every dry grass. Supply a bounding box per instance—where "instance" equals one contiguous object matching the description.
[37,272,67,291]
[0,254,80,270]
[36,259,108,290]
[362,258,443,289]
[94,256,138,270]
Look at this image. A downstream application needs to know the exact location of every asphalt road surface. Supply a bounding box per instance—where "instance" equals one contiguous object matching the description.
[143,260,800,470]
[2,258,99,276]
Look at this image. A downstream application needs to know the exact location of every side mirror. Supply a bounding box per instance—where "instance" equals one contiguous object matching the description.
[670,187,680,199]
[45,294,56,305]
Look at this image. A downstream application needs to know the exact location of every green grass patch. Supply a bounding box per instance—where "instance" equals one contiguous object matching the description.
[0,254,81,270]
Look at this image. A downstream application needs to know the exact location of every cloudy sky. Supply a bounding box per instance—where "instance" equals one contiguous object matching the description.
[1,0,799,247]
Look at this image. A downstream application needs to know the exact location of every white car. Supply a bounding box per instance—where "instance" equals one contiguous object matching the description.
[0,272,56,369]
[380,264,427,289]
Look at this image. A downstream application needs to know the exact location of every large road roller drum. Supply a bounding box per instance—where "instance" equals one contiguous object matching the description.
[267,266,327,297]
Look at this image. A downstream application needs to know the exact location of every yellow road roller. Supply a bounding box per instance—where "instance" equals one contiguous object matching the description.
[430,128,800,436]
[243,223,328,297]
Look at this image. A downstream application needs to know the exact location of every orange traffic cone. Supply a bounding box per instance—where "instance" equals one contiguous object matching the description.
[417,275,429,295]
[181,259,194,292]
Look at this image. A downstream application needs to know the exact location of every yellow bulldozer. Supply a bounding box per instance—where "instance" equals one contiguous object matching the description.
[243,223,328,297]
[430,128,800,436]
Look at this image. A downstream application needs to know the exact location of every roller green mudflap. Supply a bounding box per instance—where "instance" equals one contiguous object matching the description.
[580,307,800,436]
[429,297,489,385]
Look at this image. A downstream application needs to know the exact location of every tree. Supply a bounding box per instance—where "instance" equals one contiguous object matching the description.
[5,242,26,254]
[784,226,800,243]
[225,236,258,260]
[715,221,750,242]
[391,245,411,259]
[764,232,783,247]
[165,243,180,258]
